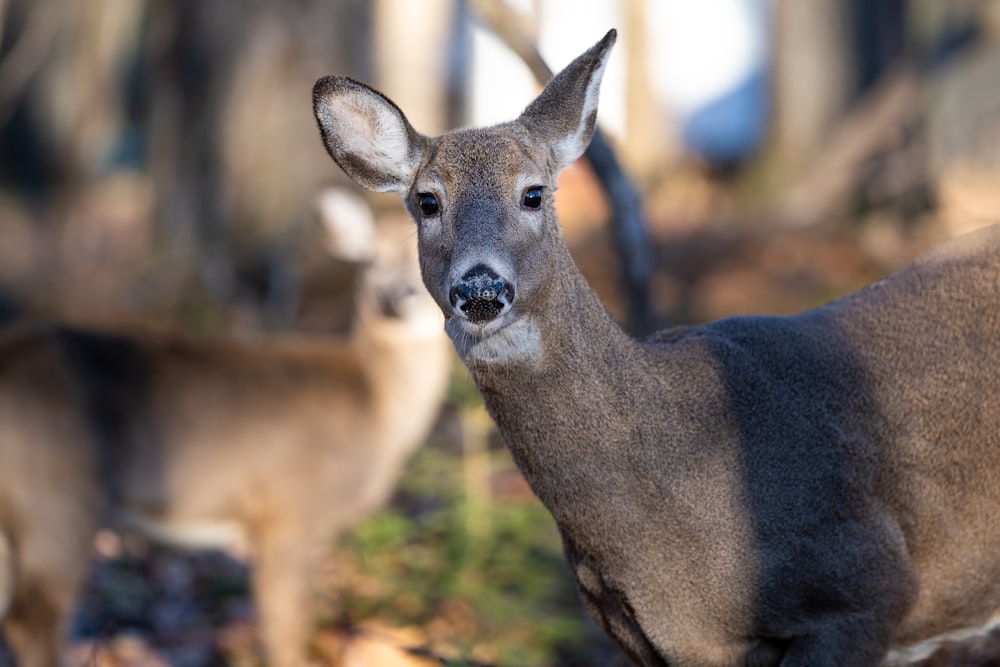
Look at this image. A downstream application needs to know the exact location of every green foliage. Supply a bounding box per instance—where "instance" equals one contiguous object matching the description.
[333,443,619,667]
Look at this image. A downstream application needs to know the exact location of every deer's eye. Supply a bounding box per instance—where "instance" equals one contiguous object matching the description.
[417,193,439,216]
[522,186,543,210]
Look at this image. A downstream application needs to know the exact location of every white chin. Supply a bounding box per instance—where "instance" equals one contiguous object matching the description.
[446,315,541,364]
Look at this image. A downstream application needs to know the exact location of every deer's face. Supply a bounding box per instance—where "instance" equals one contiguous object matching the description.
[402,127,560,360]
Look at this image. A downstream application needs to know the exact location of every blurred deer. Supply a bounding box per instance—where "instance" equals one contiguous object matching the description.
[313,30,1000,667]
[0,189,453,667]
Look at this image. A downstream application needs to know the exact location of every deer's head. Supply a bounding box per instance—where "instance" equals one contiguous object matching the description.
[313,30,616,363]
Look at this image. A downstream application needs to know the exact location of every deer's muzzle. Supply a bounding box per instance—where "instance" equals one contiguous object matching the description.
[450,265,514,324]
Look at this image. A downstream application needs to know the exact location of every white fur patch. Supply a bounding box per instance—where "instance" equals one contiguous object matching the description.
[119,511,250,557]
[884,615,1000,666]
[516,171,547,232]
[552,49,612,170]
[448,317,541,365]
[516,171,545,194]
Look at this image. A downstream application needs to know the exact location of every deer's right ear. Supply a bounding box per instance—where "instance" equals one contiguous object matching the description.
[313,77,425,196]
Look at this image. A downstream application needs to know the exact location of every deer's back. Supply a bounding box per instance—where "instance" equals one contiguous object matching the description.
[0,324,386,529]
[649,223,1000,647]
[827,224,1000,641]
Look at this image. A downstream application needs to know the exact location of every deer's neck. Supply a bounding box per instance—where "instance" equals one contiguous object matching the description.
[351,318,452,462]
[463,247,651,511]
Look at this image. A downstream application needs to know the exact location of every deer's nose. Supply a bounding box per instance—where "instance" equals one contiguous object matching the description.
[450,265,514,323]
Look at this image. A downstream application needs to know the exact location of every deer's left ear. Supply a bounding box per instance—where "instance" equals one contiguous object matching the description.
[517,29,616,172]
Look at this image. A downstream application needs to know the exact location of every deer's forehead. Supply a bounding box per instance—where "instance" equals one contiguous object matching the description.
[421,128,546,193]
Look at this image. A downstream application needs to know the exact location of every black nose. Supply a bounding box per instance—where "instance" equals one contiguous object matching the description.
[450,264,514,323]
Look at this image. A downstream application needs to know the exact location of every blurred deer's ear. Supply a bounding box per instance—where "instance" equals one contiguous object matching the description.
[313,77,427,196]
[518,29,616,172]
[315,188,376,263]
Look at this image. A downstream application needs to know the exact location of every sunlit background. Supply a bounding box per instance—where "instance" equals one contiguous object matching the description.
[2,1,1000,665]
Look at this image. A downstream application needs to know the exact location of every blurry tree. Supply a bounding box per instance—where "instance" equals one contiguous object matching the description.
[621,0,677,180]
[924,0,1000,237]
[0,0,463,326]
[143,0,375,313]
[771,0,907,168]
[771,0,855,167]
[0,0,142,198]
[764,0,1000,229]
[0,0,153,319]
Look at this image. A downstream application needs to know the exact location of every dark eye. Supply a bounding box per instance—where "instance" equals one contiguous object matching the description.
[522,186,543,210]
[417,192,439,216]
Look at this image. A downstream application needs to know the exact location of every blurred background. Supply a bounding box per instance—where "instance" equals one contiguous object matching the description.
[2,0,1000,665]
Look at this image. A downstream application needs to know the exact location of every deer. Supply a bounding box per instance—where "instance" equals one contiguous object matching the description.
[312,29,1000,667]
[0,189,453,667]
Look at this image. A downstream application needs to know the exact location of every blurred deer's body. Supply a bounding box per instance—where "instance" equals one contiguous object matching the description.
[0,193,452,667]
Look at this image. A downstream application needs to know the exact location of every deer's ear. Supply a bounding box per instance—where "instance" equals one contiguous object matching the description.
[313,77,426,196]
[315,187,377,263]
[518,29,616,172]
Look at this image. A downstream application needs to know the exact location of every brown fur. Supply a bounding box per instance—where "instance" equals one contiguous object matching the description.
[0,198,453,667]
[314,30,1000,667]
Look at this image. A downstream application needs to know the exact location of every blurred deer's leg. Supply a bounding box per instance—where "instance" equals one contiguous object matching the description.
[2,525,93,667]
[252,524,314,667]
